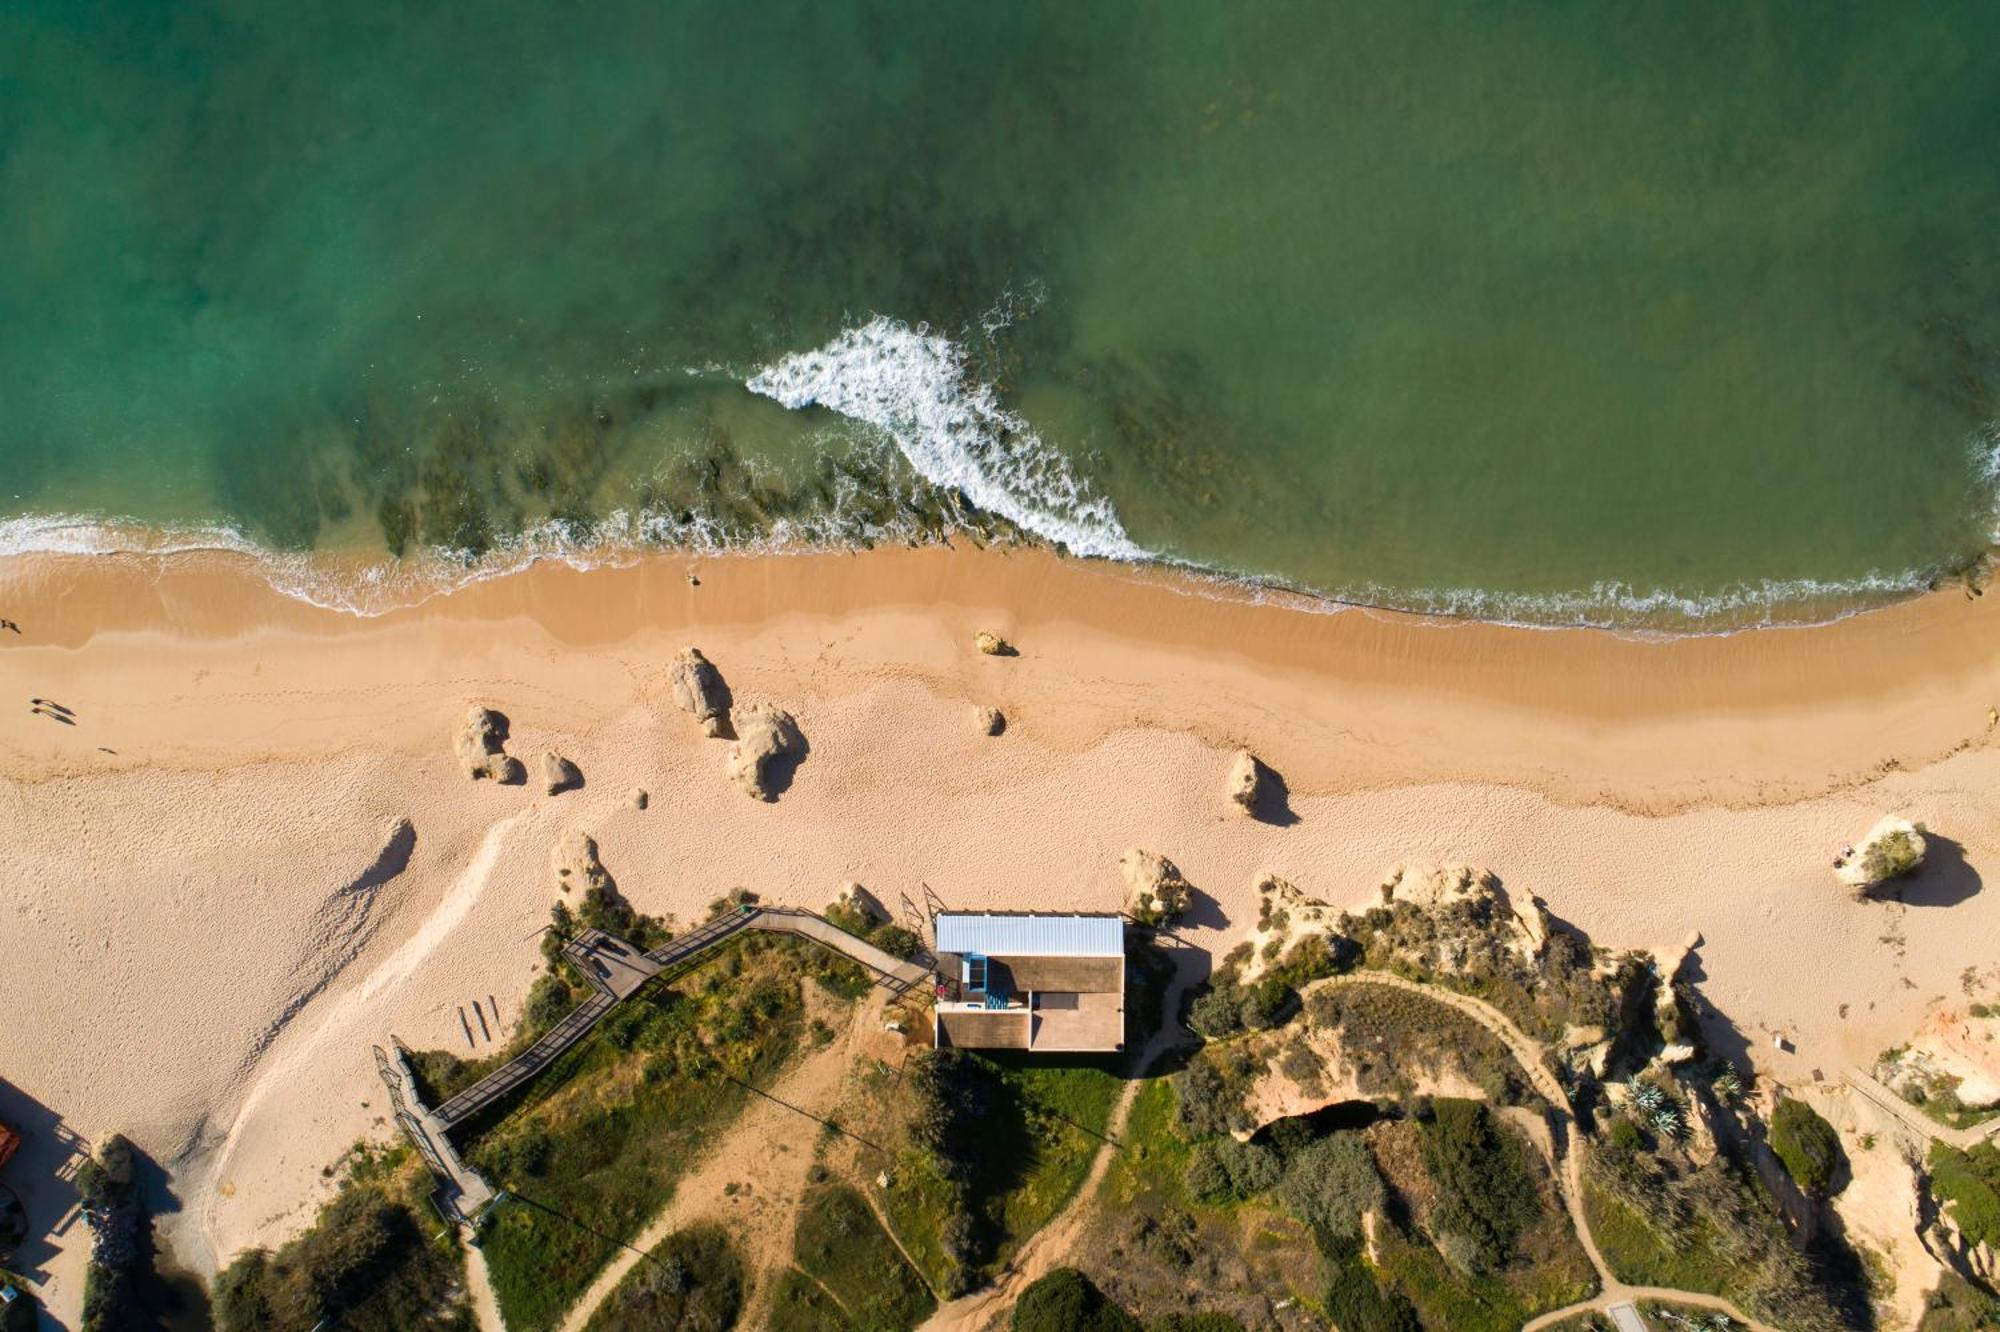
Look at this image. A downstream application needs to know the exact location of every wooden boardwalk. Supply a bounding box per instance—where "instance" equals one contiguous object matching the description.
[378,904,932,1222]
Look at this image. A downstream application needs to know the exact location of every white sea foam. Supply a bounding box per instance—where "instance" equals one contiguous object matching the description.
[745,314,1145,560]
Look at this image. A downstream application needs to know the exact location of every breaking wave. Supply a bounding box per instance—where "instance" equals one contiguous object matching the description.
[746,315,1145,561]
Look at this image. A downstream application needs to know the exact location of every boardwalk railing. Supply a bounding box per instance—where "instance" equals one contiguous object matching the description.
[423,906,926,1131]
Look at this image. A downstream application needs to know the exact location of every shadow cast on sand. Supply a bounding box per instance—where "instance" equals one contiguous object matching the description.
[1894,834,1983,909]
[1249,760,1299,827]
[0,1077,86,1286]
[758,731,810,801]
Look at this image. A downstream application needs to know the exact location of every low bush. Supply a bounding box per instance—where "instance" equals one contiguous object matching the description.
[1929,1142,2000,1249]
[1770,1098,1844,1197]
[1011,1267,1138,1332]
[1276,1132,1384,1241]
[1418,1100,1536,1275]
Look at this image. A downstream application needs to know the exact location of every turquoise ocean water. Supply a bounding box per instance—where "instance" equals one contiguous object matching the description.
[3,1,1998,626]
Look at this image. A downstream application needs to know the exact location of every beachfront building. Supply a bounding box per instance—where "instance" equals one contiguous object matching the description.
[931,912,1126,1052]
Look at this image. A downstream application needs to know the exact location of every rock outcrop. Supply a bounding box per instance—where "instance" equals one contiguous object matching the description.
[552,829,612,895]
[974,706,1006,736]
[726,703,804,800]
[974,630,1012,656]
[453,706,525,784]
[1380,863,1553,964]
[1120,849,1192,927]
[1835,815,1928,896]
[668,646,731,737]
[1226,750,1265,816]
[832,882,889,929]
[541,751,582,796]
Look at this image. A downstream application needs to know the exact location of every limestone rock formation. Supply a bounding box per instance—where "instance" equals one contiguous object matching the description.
[552,829,611,895]
[726,703,804,800]
[832,882,889,929]
[974,630,1012,656]
[1835,815,1928,896]
[1380,863,1553,962]
[454,706,525,784]
[974,706,1005,736]
[1226,750,1265,816]
[668,646,731,737]
[1120,848,1192,927]
[542,750,582,796]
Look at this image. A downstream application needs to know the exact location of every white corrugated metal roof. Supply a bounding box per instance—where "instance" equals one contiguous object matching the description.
[934,913,1124,958]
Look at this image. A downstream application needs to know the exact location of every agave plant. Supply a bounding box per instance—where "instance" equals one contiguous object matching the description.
[1632,1082,1667,1113]
[1712,1068,1744,1103]
[1651,1105,1685,1140]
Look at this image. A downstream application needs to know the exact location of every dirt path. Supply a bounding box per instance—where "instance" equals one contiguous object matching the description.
[556,987,877,1332]
[916,966,1202,1332]
[462,1235,505,1332]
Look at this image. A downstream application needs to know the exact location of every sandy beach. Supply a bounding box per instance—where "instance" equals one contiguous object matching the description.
[6,542,2000,1316]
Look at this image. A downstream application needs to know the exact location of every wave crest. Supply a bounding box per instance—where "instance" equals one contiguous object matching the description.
[746,315,1144,560]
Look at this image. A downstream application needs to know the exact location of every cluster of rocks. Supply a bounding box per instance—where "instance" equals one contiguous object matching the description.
[454,706,526,784]
[1120,848,1193,927]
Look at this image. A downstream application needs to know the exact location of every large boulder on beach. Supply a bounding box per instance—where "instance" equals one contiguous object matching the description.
[1227,750,1265,816]
[974,630,1012,657]
[453,706,524,783]
[542,751,582,796]
[726,703,804,800]
[1120,848,1192,927]
[668,646,731,737]
[1836,815,1927,897]
[552,829,611,895]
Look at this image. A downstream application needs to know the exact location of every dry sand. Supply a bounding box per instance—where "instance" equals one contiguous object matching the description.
[5,542,2000,1320]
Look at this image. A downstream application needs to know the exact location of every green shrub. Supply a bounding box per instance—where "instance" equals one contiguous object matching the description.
[1323,1245,1420,1332]
[870,923,922,960]
[582,1224,744,1332]
[1183,1138,1280,1204]
[1011,1267,1139,1332]
[1929,1142,2000,1249]
[1276,1133,1384,1241]
[1418,1100,1537,1274]
[1770,1099,1844,1197]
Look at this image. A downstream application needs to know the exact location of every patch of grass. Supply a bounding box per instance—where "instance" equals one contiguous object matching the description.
[1917,1270,2000,1331]
[773,1184,934,1331]
[883,1050,1122,1291]
[466,936,826,1331]
[212,1144,470,1331]
[1581,1176,1728,1295]
[580,1224,744,1332]
[1098,1078,1192,1210]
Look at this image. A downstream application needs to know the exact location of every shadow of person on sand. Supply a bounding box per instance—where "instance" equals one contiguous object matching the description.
[1892,834,1982,909]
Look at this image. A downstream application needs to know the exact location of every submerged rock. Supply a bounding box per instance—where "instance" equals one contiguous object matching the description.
[1120,848,1192,927]
[454,706,525,784]
[727,703,805,800]
[668,646,731,737]
[542,751,582,796]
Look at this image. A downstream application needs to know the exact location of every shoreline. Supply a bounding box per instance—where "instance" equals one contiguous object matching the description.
[6,539,2000,810]
[6,540,2000,1311]
[0,509,1977,634]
